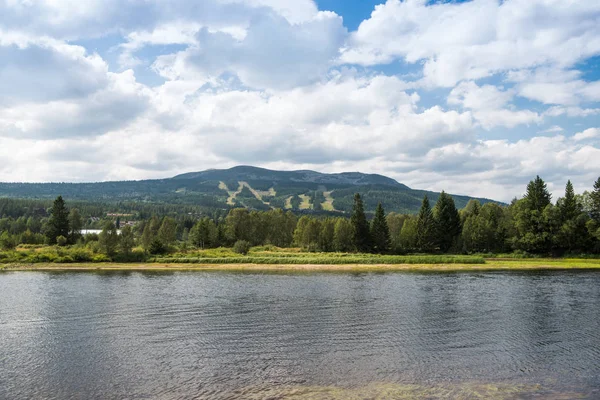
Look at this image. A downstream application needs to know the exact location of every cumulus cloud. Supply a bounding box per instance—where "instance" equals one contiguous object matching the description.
[341,0,600,88]
[151,11,347,89]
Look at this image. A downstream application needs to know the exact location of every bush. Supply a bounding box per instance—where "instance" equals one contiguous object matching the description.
[56,235,68,247]
[233,240,251,255]
[149,238,168,255]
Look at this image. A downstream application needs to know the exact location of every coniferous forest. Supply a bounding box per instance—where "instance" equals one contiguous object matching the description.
[1,175,600,263]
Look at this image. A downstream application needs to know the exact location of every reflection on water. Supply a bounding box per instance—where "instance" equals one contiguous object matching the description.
[0,271,599,399]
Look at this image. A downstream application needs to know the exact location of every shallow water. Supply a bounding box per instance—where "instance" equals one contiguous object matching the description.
[0,270,599,399]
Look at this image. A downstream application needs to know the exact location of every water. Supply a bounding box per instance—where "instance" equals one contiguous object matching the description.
[0,271,599,399]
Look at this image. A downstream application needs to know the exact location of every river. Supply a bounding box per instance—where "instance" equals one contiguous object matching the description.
[0,271,599,399]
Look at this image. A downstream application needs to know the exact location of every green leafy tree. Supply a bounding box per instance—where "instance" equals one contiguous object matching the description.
[370,203,391,253]
[399,216,418,251]
[0,231,16,250]
[68,208,83,244]
[225,208,253,243]
[416,196,435,252]
[333,218,354,252]
[98,221,119,256]
[119,225,135,255]
[433,191,461,252]
[158,217,177,246]
[189,218,217,249]
[46,196,70,244]
[233,240,251,255]
[386,212,408,254]
[351,193,372,252]
[319,218,335,252]
[141,216,161,252]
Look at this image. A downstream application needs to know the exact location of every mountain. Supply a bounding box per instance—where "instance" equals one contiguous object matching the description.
[0,165,498,214]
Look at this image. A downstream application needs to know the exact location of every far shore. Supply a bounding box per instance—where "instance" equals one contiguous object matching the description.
[3,259,600,272]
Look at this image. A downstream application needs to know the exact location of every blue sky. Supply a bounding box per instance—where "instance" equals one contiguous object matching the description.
[0,0,599,201]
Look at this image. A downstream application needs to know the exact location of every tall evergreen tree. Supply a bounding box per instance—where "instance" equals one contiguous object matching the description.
[371,203,391,253]
[416,196,435,252]
[591,177,600,222]
[351,193,372,252]
[46,196,70,244]
[433,191,461,252]
[525,175,552,212]
[559,180,579,222]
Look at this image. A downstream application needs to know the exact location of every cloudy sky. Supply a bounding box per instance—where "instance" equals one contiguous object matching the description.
[0,0,599,201]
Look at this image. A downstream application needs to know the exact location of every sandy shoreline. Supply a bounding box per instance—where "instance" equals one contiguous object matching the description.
[2,260,600,272]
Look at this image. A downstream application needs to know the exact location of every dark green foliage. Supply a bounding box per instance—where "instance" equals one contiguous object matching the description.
[68,208,83,244]
[119,225,135,254]
[233,240,251,255]
[46,196,70,244]
[333,218,354,252]
[371,203,391,253]
[525,175,552,212]
[0,231,16,250]
[433,191,461,252]
[351,193,372,252]
[559,180,579,222]
[148,238,168,255]
[591,177,600,222]
[416,196,435,252]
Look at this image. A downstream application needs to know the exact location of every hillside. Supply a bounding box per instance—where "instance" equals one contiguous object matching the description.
[0,166,498,214]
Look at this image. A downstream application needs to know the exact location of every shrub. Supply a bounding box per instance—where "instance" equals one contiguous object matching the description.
[233,240,251,255]
[56,235,68,247]
[149,238,168,255]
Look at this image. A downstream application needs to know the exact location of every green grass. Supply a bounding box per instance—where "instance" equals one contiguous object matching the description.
[151,255,486,265]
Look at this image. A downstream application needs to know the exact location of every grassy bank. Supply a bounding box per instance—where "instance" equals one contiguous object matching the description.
[3,258,600,272]
[2,245,600,272]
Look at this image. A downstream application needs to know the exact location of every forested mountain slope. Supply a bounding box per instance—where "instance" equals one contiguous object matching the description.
[0,166,498,214]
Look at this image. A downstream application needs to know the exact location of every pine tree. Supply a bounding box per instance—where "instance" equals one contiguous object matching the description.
[525,175,552,212]
[351,193,372,252]
[370,203,391,253]
[591,177,600,223]
[416,196,435,252]
[46,196,70,244]
[560,180,579,222]
[433,191,461,252]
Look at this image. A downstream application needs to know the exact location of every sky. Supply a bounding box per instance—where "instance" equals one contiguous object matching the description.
[0,0,599,202]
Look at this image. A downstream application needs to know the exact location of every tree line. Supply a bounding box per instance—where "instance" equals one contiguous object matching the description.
[1,176,600,257]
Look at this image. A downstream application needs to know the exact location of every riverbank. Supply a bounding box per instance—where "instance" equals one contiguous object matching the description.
[2,258,600,272]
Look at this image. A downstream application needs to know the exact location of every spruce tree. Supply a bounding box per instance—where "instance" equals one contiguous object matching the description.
[560,180,579,221]
[433,191,461,252]
[416,196,435,252]
[351,193,372,253]
[525,175,552,212]
[591,177,600,223]
[371,203,391,253]
[46,196,70,244]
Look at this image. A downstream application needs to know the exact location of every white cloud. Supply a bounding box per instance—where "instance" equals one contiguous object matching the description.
[573,128,600,142]
[447,81,541,129]
[341,0,600,88]
[151,11,347,89]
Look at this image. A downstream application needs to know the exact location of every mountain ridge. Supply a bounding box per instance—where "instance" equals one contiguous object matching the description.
[0,166,499,214]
